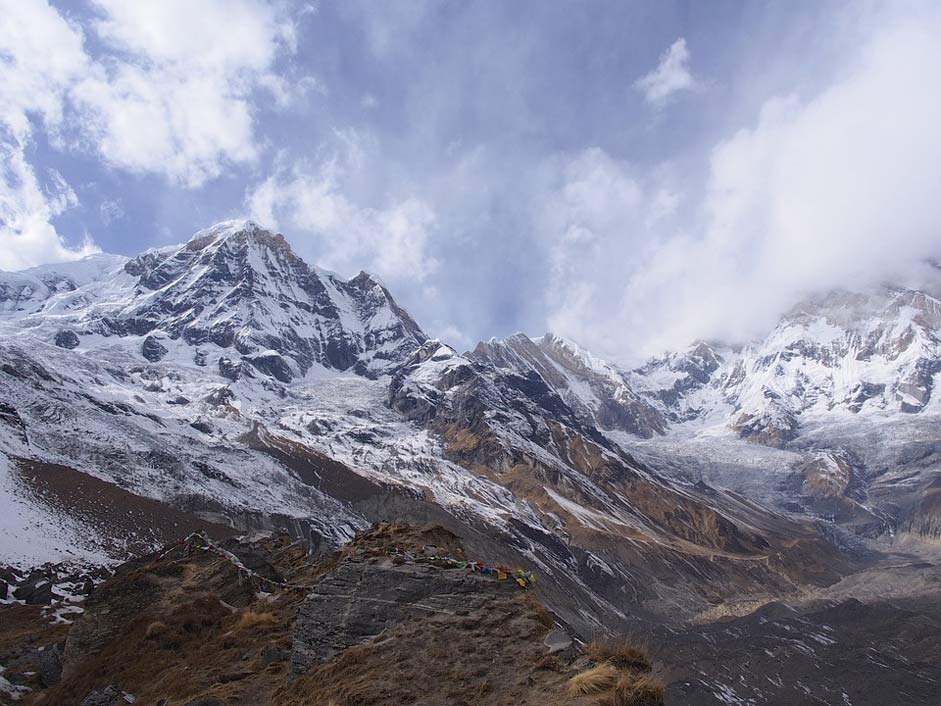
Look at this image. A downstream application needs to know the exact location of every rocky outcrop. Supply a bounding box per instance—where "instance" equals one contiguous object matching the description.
[245,351,294,383]
[141,335,168,362]
[114,221,427,378]
[54,329,80,349]
[39,643,63,687]
[0,402,27,443]
[292,556,516,671]
[10,525,636,706]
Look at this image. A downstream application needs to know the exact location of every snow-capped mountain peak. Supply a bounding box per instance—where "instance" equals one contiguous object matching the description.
[1,221,426,380]
[628,277,941,445]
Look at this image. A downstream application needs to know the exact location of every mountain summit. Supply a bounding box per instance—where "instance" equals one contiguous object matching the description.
[1,221,426,381]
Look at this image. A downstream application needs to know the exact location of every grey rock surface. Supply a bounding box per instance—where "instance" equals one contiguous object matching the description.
[39,643,63,687]
[54,329,80,349]
[141,335,168,362]
[291,557,514,672]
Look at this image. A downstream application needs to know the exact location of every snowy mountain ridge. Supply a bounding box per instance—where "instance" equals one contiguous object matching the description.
[1,221,939,640]
[0,220,427,382]
[627,275,941,445]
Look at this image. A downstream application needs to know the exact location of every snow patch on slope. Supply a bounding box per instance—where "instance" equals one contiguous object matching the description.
[0,454,111,568]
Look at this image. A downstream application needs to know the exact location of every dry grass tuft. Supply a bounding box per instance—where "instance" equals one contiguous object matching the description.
[588,638,652,672]
[566,662,619,696]
[523,592,556,629]
[533,654,562,671]
[599,674,666,706]
[236,609,277,630]
[143,621,167,640]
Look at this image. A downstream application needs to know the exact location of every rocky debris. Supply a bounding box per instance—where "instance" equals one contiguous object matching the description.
[14,573,58,605]
[260,643,290,666]
[80,685,134,705]
[54,329,80,349]
[1,561,108,607]
[218,356,249,382]
[141,335,168,362]
[0,402,27,443]
[39,642,63,686]
[0,566,22,595]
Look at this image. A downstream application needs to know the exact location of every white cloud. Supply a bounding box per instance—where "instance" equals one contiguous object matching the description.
[90,0,294,71]
[72,0,298,187]
[73,66,260,187]
[0,139,99,270]
[246,140,438,282]
[548,8,941,361]
[0,0,92,270]
[539,148,670,358]
[99,199,124,225]
[0,0,302,270]
[0,0,88,139]
[634,38,696,106]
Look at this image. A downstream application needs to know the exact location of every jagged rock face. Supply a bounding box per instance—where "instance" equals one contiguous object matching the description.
[0,402,27,444]
[0,219,936,636]
[633,340,726,420]
[472,334,666,438]
[390,339,607,470]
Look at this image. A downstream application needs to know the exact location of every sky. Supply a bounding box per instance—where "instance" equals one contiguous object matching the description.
[1,1,940,363]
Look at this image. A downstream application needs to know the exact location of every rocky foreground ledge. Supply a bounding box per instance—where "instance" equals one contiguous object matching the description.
[0,523,664,706]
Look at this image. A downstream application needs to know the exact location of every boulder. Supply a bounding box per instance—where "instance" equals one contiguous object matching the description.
[14,576,56,605]
[54,329,80,349]
[245,352,294,383]
[190,418,213,434]
[81,686,123,706]
[218,357,246,381]
[39,643,63,686]
[141,335,168,362]
[543,628,573,654]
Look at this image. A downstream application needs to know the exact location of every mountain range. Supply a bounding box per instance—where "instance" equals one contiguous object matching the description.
[2,221,940,704]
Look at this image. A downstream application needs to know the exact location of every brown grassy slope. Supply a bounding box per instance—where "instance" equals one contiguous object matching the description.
[28,534,317,706]
[18,524,664,706]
